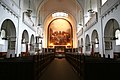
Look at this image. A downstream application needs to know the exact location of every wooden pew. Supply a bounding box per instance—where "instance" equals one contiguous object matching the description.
[0,53,54,80]
[66,53,120,80]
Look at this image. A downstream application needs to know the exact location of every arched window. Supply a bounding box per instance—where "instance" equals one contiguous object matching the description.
[115,29,120,45]
[95,38,99,48]
[85,35,90,51]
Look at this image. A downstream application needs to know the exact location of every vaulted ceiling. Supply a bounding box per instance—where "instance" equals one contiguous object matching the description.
[34,0,84,10]
[33,0,84,24]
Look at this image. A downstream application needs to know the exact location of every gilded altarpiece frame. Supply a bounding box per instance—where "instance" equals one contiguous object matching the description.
[47,18,73,48]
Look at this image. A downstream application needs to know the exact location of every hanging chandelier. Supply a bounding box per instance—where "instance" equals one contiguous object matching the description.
[26,0,32,17]
[88,0,94,13]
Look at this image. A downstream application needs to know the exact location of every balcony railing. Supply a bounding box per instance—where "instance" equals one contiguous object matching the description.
[85,12,98,31]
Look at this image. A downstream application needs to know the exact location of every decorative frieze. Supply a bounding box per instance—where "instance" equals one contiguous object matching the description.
[101,0,120,19]
[0,0,19,18]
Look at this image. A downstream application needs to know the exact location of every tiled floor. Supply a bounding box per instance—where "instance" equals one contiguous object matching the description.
[39,58,80,80]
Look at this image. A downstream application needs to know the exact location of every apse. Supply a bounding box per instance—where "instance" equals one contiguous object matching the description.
[48,18,72,47]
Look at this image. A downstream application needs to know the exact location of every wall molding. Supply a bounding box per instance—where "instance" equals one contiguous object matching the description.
[0,0,19,18]
[101,0,120,19]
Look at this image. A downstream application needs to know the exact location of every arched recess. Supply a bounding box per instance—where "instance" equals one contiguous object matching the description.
[80,38,83,54]
[43,12,77,48]
[47,18,73,48]
[78,40,80,53]
[21,30,29,56]
[85,34,90,53]
[81,38,83,47]
[104,19,120,58]
[0,19,16,57]
[37,0,83,48]
[91,30,99,55]
[29,34,35,54]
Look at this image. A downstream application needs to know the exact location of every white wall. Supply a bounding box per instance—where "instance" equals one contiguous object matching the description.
[0,2,18,55]
[77,0,120,58]
[0,0,37,56]
[101,0,120,58]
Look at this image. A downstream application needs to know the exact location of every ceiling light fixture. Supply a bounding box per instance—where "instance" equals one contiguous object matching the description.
[52,12,68,18]
[26,0,32,17]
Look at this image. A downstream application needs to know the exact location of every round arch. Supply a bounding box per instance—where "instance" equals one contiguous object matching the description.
[104,19,120,58]
[43,12,77,48]
[47,18,73,47]
[30,34,34,44]
[21,30,29,56]
[21,30,29,43]
[79,38,83,54]
[91,30,99,55]
[0,19,16,57]
[91,30,99,43]
[85,34,90,52]
[81,38,83,47]
[37,0,81,48]
[30,34,34,50]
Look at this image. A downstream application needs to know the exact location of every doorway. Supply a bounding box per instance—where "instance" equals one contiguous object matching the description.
[55,46,65,58]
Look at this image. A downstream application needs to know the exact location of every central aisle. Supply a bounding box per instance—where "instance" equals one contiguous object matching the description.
[39,58,80,80]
